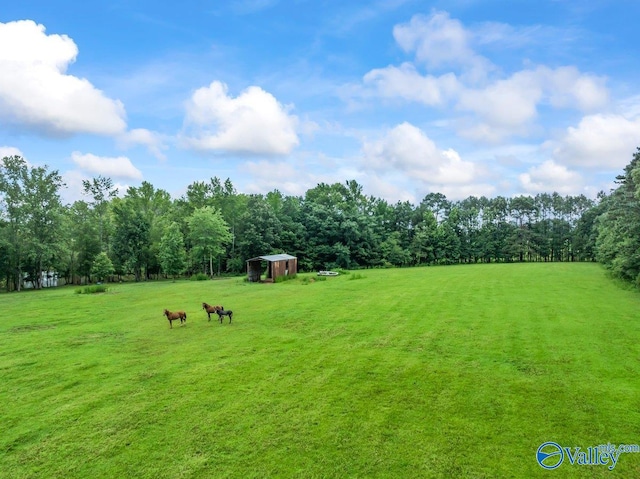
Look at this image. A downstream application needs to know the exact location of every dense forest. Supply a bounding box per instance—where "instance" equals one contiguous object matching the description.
[1,149,639,291]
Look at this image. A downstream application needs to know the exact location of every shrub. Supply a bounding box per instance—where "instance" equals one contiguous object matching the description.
[75,285,108,294]
[274,274,297,283]
[348,273,365,281]
[189,273,209,281]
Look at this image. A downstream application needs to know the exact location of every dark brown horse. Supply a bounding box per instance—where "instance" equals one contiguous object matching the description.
[164,309,187,328]
[215,309,233,324]
[202,302,224,322]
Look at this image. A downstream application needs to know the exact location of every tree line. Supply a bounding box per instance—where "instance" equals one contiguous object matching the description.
[1,150,638,291]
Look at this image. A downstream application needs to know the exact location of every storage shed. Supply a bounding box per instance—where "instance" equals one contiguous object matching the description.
[246,254,297,282]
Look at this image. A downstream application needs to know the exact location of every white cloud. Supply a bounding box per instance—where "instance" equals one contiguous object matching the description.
[71,152,143,180]
[182,81,299,155]
[394,12,476,70]
[242,157,365,198]
[363,122,475,182]
[0,20,126,136]
[438,183,496,199]
[361,122,492,199]
[363,63,459,106]
[457,66,608,141]
[118,128,168,160]
[62,169,130,205]
[549,114,640,169]
[458,71,543,129]
[544,66,609,111]
[519,160,583,195]
[0,146,24,158]
[356,12,610,144]
[619,95,640,119]
[243,160,308,196]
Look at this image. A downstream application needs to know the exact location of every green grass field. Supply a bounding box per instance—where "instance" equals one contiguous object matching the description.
[2,263,640,478]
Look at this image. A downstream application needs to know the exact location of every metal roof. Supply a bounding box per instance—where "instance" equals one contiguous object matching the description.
[247,254,297,262]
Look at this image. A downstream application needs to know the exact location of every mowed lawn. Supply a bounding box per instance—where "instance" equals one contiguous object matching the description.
[1,263,640,478]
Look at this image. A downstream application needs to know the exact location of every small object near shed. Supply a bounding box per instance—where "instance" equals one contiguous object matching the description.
[246,254,297,282]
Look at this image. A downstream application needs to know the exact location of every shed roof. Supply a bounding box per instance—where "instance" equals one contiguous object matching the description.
[247,254,297,262]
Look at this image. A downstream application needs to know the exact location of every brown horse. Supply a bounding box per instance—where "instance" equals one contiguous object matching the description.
[202,302,224,322]
[164,309,187,328]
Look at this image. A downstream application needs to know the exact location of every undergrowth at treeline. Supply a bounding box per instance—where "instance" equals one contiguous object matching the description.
[74,284,108,294]
[2,264,640,478]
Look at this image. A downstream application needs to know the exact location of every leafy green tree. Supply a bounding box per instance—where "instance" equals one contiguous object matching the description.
[158,222,187,279]
[82,176,118,252]
[111,199,151,282]
[411,211,438,265]
[0,156,65,290]
[91,252,115,282]
[187,206,232,277]
[67,201,101,284]
[269,192,306,264]
[124,182,173,279]
[0,156,28,290]
[595,148,640,281]
[234,195,282,265]
[381,231,411,266]
[435,220,461,264]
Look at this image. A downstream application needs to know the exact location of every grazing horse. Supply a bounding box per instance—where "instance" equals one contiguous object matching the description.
[216,309,233,324]
[202,302,224,322]
[164,309,187,328]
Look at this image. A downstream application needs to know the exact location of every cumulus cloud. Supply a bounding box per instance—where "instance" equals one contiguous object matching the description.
[242,157,365,198]
[118,128,168,160]
[361,122,493,199]
[549,114,640,169]
[356,12,610,143]
[363,63,459,106]
[458,71,543,129]
[543,66,609,111]
[0,146,24,159]
[182,81,299,155]
[457,67,608,142]
[394,12,479,70]
[71,152,143,180]
[519,160,583,194]
[363,122,474,182]
[0,20,126,136]
[243,160,308,196]
[62,169,130,205]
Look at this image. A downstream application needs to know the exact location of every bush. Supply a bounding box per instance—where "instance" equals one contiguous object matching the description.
[274,274,297,283]
[299,275,326,285]
[75,284,108,294]
[348,273,365,281]
[189,273,209,281]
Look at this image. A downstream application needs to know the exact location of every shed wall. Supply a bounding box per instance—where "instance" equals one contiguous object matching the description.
[270,258,297,279]
[246,257,297,282]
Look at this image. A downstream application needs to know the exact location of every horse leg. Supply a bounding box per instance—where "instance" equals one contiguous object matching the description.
[229,312,232,324]
[207,311,211,322]
[169,318,173,329]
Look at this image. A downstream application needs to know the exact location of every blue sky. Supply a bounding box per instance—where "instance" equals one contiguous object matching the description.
[1,0,639,204]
